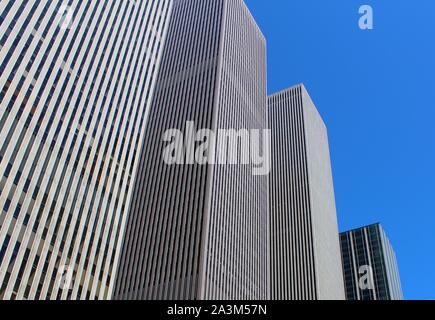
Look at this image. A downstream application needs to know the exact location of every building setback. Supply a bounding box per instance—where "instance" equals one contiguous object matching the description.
[0,0,172,299]
[114,0,269,300]
[340,223,403,300]
[268,84,345,300]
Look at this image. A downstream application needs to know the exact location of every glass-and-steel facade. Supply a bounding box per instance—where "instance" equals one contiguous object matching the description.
[340,223,403,300]
[0,0,172,299]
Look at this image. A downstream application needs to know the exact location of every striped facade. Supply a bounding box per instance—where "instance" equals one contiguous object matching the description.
[268,84,345,300]
[0,0,172,299]
[114,0,269,300]
[340,224,403,300]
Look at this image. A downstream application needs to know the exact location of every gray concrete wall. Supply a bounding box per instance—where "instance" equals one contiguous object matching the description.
[302,85,345,300]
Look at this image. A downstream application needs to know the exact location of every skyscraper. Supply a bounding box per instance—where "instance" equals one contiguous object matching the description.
[114,0,269,300]
[0,0,172,299]
[340,223,403,300]
[268,84,345,300]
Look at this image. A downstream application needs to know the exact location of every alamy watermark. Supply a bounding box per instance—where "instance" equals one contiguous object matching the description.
[57,5,76,30]
[59,265,73,291]
[359,265,375,291]
[359,5,374,30]
[162,121,271,176]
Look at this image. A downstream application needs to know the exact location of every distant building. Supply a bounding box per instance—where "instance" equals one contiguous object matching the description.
[268,84,345,300]
[340,223,403,300]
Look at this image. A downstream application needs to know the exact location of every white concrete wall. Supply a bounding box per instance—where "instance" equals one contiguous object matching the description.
[302,85,345,300]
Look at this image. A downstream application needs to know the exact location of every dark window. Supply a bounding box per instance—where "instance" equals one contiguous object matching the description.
[3,199,11,212]
[4,163,12,178]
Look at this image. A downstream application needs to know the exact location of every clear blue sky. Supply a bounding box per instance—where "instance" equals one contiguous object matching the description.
[245,0,435,300]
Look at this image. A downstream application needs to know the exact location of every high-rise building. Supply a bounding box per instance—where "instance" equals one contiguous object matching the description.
[340,223,403,300]
[268,84,345,300]
[0,0,172,299]
[114,0,269,300]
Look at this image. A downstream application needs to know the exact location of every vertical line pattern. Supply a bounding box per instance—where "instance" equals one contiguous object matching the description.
[0,0,172,299]
[339,224,403,300]
[268,85,317,300]
[114,0,268,300]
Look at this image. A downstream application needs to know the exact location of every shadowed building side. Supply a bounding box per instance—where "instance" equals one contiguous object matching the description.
[340,223,403,300]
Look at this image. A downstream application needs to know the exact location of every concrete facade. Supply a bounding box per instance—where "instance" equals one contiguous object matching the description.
[268,84,345,300]
[114,0,269,300]
[0,0,172,299]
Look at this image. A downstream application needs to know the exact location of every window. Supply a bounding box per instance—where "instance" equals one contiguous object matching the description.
[3,199,11,212]
[4,163,12,178]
